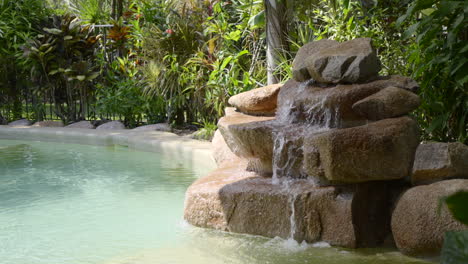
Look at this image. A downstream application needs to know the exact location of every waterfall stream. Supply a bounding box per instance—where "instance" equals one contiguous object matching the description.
[273,81,340,241]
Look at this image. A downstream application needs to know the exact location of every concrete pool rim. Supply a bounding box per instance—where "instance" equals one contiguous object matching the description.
[0,125,216,173]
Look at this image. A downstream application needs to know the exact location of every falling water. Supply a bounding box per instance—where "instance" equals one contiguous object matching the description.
[288,190,298,240]
[273,81,342,241]
[273,81,339,185]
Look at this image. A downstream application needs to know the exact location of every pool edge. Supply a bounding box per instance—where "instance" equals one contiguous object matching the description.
[0,125,216,174]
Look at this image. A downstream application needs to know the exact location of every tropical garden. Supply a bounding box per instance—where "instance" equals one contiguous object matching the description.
[0,0,466,143]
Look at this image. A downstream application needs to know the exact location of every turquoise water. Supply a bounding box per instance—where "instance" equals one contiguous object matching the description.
[0,140,434,264]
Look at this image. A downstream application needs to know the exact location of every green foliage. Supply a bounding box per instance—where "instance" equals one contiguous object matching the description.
[441,231,468,264]
[192,119,218,141]
[311,0,412,76]
[0,0,50,120]
[398,0,467,144]
[142,0,264,125]
[441,191,468,264]
[75,0,111,24]
[443,191,468,226]
[26,14,100,123]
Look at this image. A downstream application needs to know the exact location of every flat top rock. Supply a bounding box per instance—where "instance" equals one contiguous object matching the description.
[352,86,421,120]
[218,111,275,127]
[65,121,95,129]
[132,123,171,132]
[8,119,32,127]
[32,121,64,127]
[96,121,126,130]
[412,142,468,185]
[228,84,283,116]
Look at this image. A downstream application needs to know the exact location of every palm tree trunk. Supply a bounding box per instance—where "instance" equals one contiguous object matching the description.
[264,0,289,85]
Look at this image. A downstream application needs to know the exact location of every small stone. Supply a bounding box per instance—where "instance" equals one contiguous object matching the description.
[96,121,126,130]
[8,119,32,127]
[392,179,468,256]
[228,84,282,116]
[307,38,381,84]
[32,121,64,127]
[352,86,421,120]
[412,142,468,185]
[65,121,95,129]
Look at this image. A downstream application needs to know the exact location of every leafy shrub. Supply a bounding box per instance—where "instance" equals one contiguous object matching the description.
[398,0,467,144]
[26,14,100,123]
[0,0,50,120]
[441,191,468,264]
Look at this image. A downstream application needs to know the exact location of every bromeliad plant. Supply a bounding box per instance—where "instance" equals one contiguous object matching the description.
[27,14,101,123]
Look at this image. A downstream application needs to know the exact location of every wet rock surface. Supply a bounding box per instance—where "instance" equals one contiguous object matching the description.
[184,38,465,257]
[303,117,420,184]
[392,179,468,256]
[412,142,468,185]
[185,165,394,248]
[228,84,282,116]
[277,76,421,128]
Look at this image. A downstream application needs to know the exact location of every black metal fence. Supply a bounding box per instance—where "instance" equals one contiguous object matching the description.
[0,24,127,124]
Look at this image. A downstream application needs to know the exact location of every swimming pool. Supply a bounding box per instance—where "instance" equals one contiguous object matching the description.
[0,139,433,264]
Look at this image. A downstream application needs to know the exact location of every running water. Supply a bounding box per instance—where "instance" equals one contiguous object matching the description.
[272,81,344,242]
[288,190,298,240]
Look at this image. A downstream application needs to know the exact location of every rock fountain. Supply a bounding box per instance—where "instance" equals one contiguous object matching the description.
[184,38,468,256]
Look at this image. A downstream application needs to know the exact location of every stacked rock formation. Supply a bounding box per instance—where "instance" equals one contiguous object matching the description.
[184,38,468,256]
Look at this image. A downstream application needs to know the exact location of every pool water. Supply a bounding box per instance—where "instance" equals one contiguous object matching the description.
[0,140,433,264]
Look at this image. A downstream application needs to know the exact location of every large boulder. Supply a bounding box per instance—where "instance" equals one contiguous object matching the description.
[412,142,468,185]
[96,121,126,130]
[132,123,171,132]
[65,121,95,129]
[305,38,381,84]
[228,84,282,116]
[392,179,468,256]
[184,165,395,248]
[352,86,421,120]
[8,119,32,127]
[292,39,339,82]
[32,120,64,127]
[302,117,420,184]
[218,111,276,174]
[277,76,419,129]
[211,129,242,167]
